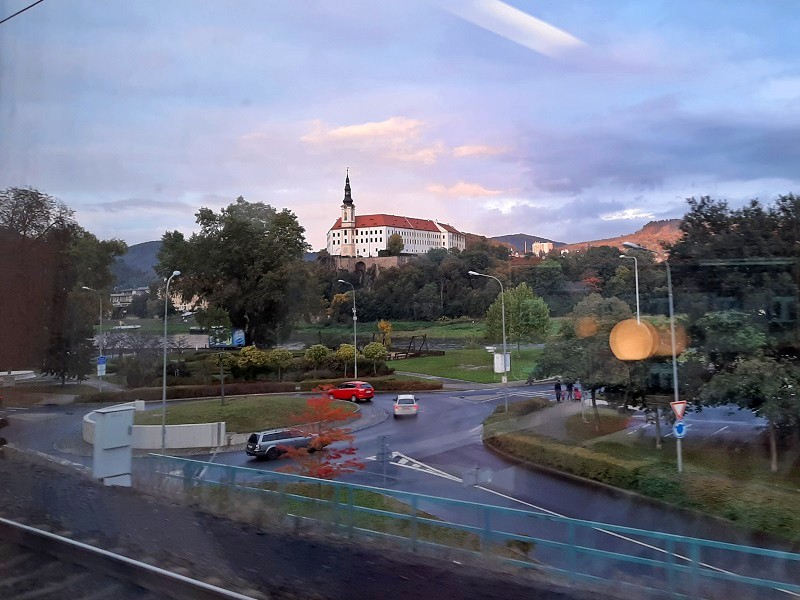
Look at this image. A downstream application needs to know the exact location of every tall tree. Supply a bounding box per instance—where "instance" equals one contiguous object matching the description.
[485,283,550,352]
[532,294,632,429]
[157,197,311,346]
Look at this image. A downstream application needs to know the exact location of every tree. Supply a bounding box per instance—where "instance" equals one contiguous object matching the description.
[157,197,312,346]
[377,319,393,347]
[700,357,800,473]
[484,283,550,353]
[363,342,388,375]
[196,306,233,346]
[268,348,294,380]
[386,233,404,255]
[304,344,330,377]
[532,294,632,429]
[335,344,356,377]
[278,395,364,479]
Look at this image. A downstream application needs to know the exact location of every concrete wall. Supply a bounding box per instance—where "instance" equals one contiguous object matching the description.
[83,402,227,449]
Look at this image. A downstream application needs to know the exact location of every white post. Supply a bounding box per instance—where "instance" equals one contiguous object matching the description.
[469,271,509,412]
[162,270,180,454]
[338,280,357,379]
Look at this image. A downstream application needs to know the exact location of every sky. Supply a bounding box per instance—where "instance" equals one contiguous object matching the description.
[2,0,799,249]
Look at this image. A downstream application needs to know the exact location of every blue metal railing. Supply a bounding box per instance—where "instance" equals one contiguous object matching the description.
[149,455,800,599]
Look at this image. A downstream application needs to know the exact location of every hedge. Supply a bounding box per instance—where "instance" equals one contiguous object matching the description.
[79,381,297,403]
[298,378,443,392]
[486,433,647,490]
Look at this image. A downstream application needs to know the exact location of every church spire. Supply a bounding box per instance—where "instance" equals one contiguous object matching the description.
[342,167,353,205]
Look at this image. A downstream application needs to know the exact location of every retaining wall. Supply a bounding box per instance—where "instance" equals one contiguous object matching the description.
[83,402,228,449]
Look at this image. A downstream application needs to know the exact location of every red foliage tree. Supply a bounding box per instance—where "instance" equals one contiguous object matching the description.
[278,394,364,479]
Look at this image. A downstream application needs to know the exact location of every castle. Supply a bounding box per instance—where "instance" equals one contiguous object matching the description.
[325,171,466,257]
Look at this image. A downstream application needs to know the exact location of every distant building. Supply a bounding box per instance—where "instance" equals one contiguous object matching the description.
[110,287,149,309]
[326,171,466,257]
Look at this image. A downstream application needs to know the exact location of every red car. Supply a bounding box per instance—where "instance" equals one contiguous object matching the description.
[327,381,375,402]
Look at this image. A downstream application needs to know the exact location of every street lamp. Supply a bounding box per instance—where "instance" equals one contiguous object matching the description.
[81,286,104,392]
[623,242,682,471]
[619,254,640,323]
[338,279,357,379]
[161,270,180,453]
[468,270,509,412]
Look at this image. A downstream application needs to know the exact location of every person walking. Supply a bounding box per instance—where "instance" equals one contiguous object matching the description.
[554,379,562,402]
[565,380,574,402]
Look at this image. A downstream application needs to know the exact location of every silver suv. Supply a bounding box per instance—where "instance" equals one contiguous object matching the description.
[245,428,312,460]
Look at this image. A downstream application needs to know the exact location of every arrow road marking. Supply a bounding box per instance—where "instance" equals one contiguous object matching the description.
[389,452,799,597]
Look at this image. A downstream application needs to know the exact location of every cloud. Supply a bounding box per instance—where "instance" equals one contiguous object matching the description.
[601,208,656,221]
[83,198,196,213]
[452,144,507,158]
[301,117,425,144]
[301,116,444,164]
[427,181,503,197]
[438,0,586,58]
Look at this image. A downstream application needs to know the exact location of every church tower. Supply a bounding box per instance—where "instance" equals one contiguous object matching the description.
[340,169,357,257]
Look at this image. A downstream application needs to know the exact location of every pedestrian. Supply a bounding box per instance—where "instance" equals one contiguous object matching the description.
[565,380,574,402]
[554,379,562,402]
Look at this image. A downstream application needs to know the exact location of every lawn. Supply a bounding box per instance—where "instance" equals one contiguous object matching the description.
[134,395,357,433]
[295,319,486,341]
[98,315,193,336]
[486,408,800,541]
[388,348,542,383]
[1,384,99,407]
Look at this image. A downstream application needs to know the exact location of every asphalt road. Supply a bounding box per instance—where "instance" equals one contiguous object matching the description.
[3,387,798,598]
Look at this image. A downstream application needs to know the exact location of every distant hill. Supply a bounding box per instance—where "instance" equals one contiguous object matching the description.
[556,219,683,254]
[112,241,161,289]
[489,233,565,253]
[113,240,321,288]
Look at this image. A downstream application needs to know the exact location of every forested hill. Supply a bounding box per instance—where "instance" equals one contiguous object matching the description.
[112,241,161,288]
[557,219,682,253]
[113,240,320,288]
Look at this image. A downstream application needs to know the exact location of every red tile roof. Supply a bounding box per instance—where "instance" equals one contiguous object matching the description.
[329,214,462,234]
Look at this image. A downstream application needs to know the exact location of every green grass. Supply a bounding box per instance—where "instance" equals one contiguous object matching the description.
[101,315,193,336]
[388,348,542,383]
[133,395,357,433]
[487,411,800,541]
[295,319,486,340]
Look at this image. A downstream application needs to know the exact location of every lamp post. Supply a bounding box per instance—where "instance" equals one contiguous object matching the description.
[468,270,509,412]
[161,270,180,454]
[619,254,640,323]
[81,286,104,392]
[623,242,682,472]
[338,279,357,379]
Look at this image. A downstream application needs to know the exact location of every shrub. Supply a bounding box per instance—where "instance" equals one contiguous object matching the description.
[78,381,297,403]
[486,433,645,490]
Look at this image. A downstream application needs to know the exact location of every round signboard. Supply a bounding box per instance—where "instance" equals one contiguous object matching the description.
[673,420,686,439]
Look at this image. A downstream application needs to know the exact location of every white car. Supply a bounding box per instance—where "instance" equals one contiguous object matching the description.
[393,394,419,418]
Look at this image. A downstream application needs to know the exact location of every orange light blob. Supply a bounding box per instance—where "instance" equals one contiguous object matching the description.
[609,319,660,361]
[575,316,599,338]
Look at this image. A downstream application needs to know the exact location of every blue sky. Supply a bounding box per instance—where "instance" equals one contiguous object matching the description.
[2,0,798,249]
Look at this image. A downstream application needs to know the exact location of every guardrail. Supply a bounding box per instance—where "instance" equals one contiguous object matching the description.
[150,455,800,600]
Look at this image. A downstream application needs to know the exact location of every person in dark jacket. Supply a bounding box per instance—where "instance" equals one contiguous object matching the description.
[565,380,574,401]
[554,379,562,402]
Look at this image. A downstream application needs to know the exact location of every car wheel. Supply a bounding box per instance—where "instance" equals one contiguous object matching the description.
[393,414,398,419]
[328,393,335,400]
[266,447,279,461]
[351,395,358,402]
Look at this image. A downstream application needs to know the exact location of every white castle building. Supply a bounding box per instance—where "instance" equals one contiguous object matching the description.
[326,172,466,257]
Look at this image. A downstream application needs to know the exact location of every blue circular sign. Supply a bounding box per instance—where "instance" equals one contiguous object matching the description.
[673,420,686,439]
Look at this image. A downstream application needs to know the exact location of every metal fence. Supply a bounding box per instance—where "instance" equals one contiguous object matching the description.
[149,455,800,600]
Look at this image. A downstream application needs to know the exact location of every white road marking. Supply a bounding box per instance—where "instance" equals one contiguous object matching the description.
[394,452,799,596]
[704,426,729,439]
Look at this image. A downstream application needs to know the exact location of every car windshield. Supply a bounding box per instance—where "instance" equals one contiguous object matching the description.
[2,2,798,599]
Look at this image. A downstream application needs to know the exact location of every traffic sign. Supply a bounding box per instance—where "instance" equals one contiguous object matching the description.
[97,356,107,365]
[97,355,106,377]
[673,420,686,439]
[670,400,687,420]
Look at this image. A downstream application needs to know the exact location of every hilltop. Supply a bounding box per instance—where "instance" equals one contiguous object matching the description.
[556,219,682,254]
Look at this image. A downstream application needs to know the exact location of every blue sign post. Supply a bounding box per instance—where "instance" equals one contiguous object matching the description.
[672,420,686,473]
[97,355,107,377]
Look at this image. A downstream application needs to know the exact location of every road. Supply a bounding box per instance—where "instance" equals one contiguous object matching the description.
[3,386,798,597]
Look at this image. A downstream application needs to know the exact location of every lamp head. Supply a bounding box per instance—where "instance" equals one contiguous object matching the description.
[619,255,627,259]
[171,270,181,277]
[337,279,347,284]
[467,270,480,276]
[81,286,94,291]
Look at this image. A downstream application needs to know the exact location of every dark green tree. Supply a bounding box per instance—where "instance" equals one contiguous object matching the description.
[386,233,404,255]
[157,197,312,346]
